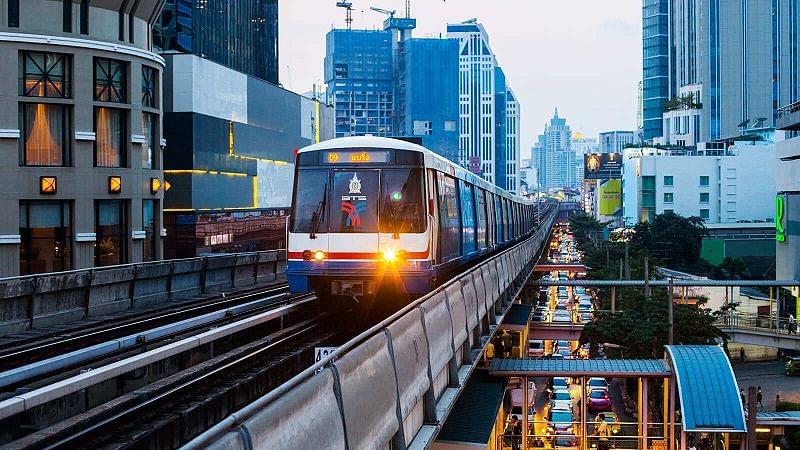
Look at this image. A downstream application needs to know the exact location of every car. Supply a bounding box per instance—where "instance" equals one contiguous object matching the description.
[556,340,571,351]
[587,377,609,393]
[547,410,575,435]
[510,382,536,422]
[549,377,570,390]
[786,357,800,375]
[529,340,545,358]
[579,312,594,323]
[552,313,572,324]
[553,435,579,449]
[586,388,612,411]
[549,388,573,411]
[558,348,573,359]
[594,412,622,435]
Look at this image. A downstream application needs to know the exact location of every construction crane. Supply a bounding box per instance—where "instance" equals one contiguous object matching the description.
[369,6,396,18]
[336,1,353,29]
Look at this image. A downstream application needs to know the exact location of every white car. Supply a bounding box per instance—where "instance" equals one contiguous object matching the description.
[586,377,609,393]
[549,388,574,411]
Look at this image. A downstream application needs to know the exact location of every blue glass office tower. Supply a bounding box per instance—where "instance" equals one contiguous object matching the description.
[324,30,395,137]
[155,0,279,84]
[494,67,508,190]
[403,38,459,163]
[324,28,460,163]
[642,0,669,141]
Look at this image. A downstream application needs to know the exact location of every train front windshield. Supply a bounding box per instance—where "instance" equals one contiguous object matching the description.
[291,164,425,234]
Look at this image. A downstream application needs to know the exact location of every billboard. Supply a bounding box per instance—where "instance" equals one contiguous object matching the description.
[598,179,622,216]
[584,153,622,180]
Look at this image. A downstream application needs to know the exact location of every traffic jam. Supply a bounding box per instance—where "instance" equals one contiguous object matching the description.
[497,224,638,449]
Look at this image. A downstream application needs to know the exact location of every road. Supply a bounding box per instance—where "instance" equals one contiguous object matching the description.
[732,360,800,409]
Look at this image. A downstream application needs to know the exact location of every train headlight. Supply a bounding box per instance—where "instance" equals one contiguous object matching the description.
[303,250,326,262]
[382,249,407,263]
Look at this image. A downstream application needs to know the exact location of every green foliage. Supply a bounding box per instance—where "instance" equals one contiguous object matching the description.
[777,401,800,412]
[630,212,708,270]
[579,289,726,359]
[712,257,750,280]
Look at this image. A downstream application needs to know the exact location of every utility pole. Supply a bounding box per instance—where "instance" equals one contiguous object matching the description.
[746,387,758,449]
[644,256,650,299]
[668,278,674,345]
[624,241,630,279]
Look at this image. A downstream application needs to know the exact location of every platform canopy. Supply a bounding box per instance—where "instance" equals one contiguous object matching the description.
[665,345,747,433]
[488,358,671,378]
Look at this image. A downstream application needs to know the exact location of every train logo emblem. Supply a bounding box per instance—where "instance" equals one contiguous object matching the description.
[341,201,365,227]
[349,173,362,194]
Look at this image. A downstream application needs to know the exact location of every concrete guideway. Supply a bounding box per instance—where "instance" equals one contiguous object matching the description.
[0,296,315,422]
[181,210,559,450]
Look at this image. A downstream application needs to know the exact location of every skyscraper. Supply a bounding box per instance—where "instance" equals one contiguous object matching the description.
[324,24,459,163]
[650,0,800,145]
[155,0,279,84]
[642,0,670,141]
[447,21,520,190]
[599,131,636,153]
[534,109,575,190]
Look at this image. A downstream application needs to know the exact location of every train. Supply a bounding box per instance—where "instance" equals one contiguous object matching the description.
[287,136,551,309]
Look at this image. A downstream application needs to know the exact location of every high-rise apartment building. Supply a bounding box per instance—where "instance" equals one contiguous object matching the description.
[642,0,670,141]
[599,130,636,153]
[324,25,460,163]
[648,0,800,145]
[505,90,521,193]
[155,0,279,84]
[447,21,520,189]
[571,133,599,186]
[534,109,575,190]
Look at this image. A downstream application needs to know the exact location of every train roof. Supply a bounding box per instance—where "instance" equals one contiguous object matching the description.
[298,136,428,154]
[297,136,533,204]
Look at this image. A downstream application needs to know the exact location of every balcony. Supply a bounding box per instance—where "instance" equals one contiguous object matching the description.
[776,100,800,131]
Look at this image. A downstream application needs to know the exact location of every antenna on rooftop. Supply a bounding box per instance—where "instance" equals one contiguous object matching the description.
[336,1,354,29]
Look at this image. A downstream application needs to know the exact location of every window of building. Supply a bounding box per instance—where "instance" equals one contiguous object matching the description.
[444,120,456,132]
[142,113,155,169]
[21,52,71,98]
[141,66,157,108]
[664,193,674,203]
[95,107,125,167]
[664,209,674,215]
[700,209,710,220]
[79,0,89,34]
[8,0,19,27]
[700,175,709,187]
[413,120,432,136]
[95,200,126,266]
[63,0,72,32]
[726,168,736,179]
[19,201,71,275]
[94,58,127,103]
[20,103,70,166]
[700,192,710,204]
[726,201,736,212]
[663,175,673,186]
[142,200,156,262]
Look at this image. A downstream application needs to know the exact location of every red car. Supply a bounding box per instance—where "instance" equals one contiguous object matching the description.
[586,388,612,412]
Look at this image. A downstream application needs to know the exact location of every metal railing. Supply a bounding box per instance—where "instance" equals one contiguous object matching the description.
[496,421,680,450]
[0,250,287,337]
[777,99,800,118]
[718,311,799,336]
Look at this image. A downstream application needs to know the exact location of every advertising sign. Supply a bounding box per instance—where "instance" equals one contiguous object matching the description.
[469,155,482,174]
[598,179,622,216]
[584,153,622,180]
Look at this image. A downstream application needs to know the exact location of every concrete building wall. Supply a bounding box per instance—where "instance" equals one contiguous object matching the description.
[0,0,164,277]
[776,136,800,281]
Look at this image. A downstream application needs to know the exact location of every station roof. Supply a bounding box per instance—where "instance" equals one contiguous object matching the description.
[665,345,747,433]
[754,411,800,425]
[501,304,533,327]
[436,370,508,445]
[488,358,670,378]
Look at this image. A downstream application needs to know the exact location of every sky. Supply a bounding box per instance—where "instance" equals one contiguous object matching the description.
[279,0,642,160]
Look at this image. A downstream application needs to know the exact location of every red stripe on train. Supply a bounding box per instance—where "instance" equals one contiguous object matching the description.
[287,250,429,260]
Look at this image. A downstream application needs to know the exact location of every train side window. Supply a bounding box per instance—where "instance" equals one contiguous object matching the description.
[495,195,503,243]
[459,180,476,255]
[437,172,460,262]
[474,188,487,250]
[485,192,494,248]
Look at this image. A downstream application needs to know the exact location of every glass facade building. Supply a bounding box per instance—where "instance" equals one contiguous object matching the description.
[155,0,279,84]
[642,0,670,141]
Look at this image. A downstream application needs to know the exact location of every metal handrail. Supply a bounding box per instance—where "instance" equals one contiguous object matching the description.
[777,99,800,118]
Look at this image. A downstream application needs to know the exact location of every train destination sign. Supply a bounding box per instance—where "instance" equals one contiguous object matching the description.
[324,150,390,164]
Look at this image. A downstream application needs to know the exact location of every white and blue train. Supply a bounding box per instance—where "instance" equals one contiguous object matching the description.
[287,136,550,305]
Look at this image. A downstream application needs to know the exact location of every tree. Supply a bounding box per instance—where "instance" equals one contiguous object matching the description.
[713,256,750,280]
[630,212,708,270]
[580,290,727,359]
[568,212,607,247]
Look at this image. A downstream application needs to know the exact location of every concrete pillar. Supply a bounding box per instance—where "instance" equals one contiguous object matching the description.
[669,376,677,450]
[523,377,529,450]
[611,286,616,313]
[580,376,587,450]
